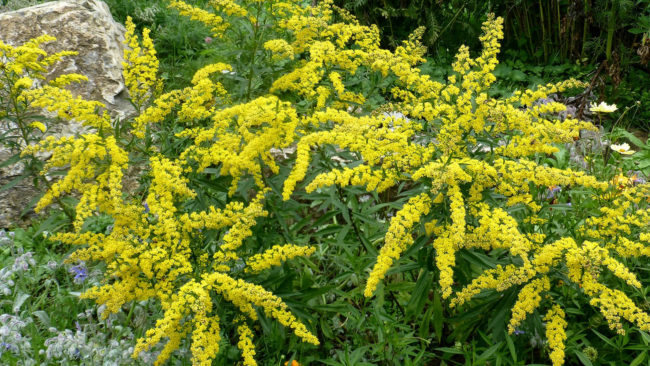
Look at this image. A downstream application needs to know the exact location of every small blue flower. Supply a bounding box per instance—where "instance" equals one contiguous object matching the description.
[545,185,561,200]
[143,202,150,213]
[0,342,13,355]
[70,263,88,284]
[513,329,525,335]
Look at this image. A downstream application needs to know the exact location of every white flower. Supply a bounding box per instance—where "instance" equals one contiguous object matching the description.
[589,101,617,113]
[382,111,410,122]
[610,143,635,155]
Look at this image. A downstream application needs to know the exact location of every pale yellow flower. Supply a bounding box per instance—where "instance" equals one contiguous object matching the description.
[589,101,618,113]
[29,121,46,132]
[610,143,635,155]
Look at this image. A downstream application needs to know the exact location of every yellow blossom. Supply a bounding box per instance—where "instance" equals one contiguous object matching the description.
[545,305,567,366]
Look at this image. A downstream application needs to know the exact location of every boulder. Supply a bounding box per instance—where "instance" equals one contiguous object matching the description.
[0,0,133,228]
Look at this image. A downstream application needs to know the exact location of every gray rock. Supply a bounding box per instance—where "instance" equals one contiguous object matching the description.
[0,0,134,228]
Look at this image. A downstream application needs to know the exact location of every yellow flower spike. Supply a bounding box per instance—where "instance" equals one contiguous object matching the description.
[209,0,248,17]
[365,192,432,297]
[246,244,316,274]
[507,277,550,333]
[180,96,299,195]
[132,89,183,138]
[451,264,535,308]
[264,39,294,61]
[544,304,567,366]
[23,85,110,130]
[29,121,46,132]
[48,73,88,88]
[236,322,258,366]
[168,0,228,36]
[204,272,319,345]
[123,16,162,110]
[433,184,467,299]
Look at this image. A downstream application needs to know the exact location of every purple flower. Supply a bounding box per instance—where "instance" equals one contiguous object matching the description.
[143,202,150,214]
[513,329,525,335]
[0,342,13,355]
[69,263,88,284]
[545,185,561,200]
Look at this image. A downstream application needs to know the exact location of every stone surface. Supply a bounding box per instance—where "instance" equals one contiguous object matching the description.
[0,0,133,228]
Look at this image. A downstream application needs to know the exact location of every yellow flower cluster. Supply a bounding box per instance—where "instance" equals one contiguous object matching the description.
[123,17,162,110]
[168,0,228,36]
[25,86,111,130]
[0,35,77,77]
[273,8,650,365]
[246,244,316,274]
[22,134,128,230]
[19,1,650,365]
[507,277,550,333]
[179,95,299,195]
[545,304,567,366]
[20,5,321,364]
[236,321,257,366]
[130,61,231,138]
[364,192,432,297]
[0,34,111,137]
[264,39,294,61]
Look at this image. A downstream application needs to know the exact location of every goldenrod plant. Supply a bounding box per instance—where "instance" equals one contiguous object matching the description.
[0,35,94,221]
[10,1,650,365]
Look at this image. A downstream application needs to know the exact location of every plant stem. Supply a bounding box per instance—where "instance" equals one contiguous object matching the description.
[246,3,263,101]
[9,85,75,223]
[605,0,617,62]
[581,0,590,60]
[539,0,548,62]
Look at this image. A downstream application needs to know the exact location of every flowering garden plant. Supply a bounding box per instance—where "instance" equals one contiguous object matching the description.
[2,0,650,365]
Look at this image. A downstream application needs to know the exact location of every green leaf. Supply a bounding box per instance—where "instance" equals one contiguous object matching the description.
[573,350,594,366]
[320,315,334,339]
[435,347,464,355]
[32,310,51,328]
[477,342,501,363]
[591,329,617,349]
[0,174,27,193]
[630,351,647,366]
[433,291,444,342]
[505,331,517,362]
[13,292,29,313]
[0,153,21,168]
[405,269,433,319]
[20,192,44,217]
[617,129,648,148]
